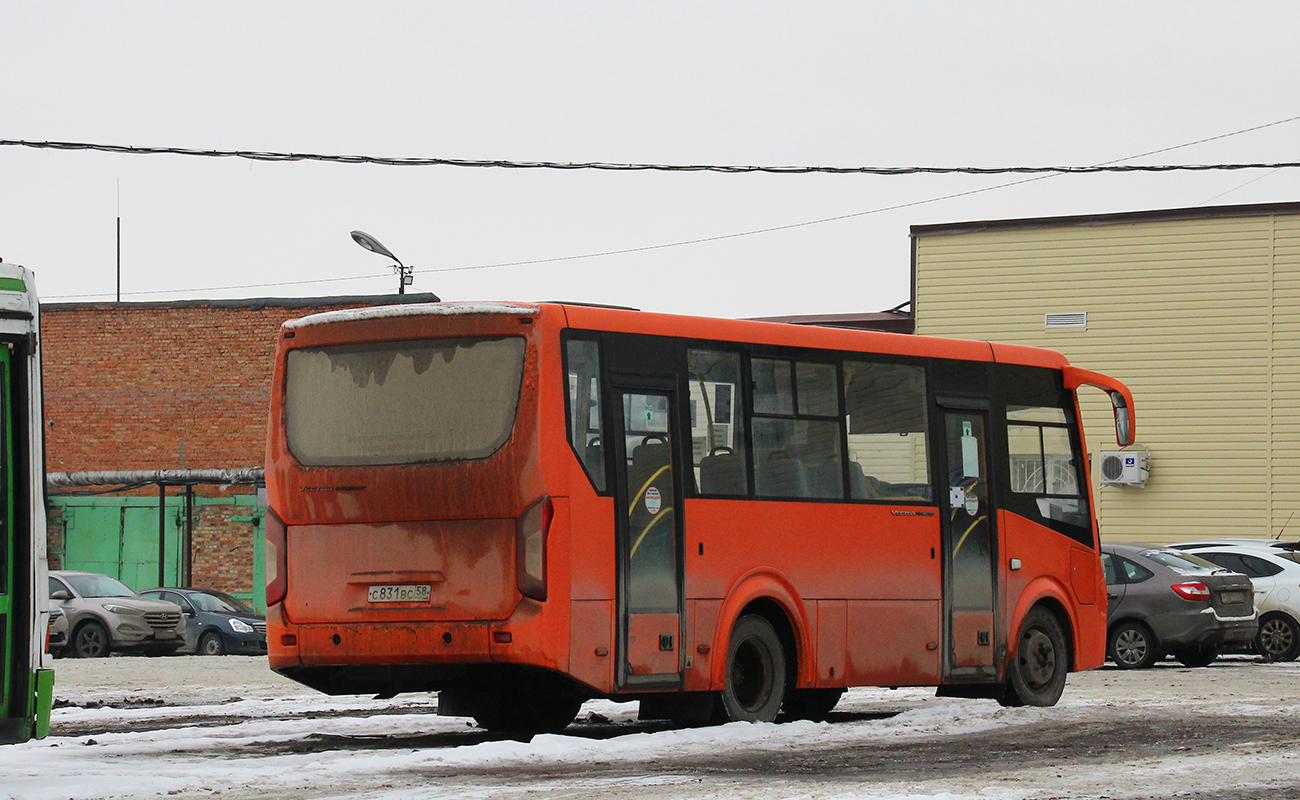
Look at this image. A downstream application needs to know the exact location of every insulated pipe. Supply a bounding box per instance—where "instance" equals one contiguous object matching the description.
[45,468,264,489]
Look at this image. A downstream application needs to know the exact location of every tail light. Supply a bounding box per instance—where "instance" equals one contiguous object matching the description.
[1172,581,1211,601]
[516,496,553,601]
[265,508,288,607]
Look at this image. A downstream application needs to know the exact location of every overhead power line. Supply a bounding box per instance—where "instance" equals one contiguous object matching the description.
[33,113,1300,301]
[4,139,1300,175]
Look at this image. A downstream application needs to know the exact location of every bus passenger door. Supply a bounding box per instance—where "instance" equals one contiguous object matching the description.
[941,409,998,678]
[613,389,684,690]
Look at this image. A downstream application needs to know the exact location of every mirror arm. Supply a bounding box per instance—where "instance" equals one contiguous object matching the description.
[1062,366,1136,447]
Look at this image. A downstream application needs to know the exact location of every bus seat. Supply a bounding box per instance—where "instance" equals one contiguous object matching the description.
[699,446,745,495]
[849,463,881,499]
[628,439,672,508]
[756,450,811,498]
[803,457,844,499]
[631,439,670,477]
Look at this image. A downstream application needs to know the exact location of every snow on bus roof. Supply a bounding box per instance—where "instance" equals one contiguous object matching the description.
[283,301,542,329]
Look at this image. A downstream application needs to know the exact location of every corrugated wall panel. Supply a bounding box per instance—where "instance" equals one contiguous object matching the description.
[1271,215,1300,535]
[916,213,1287,546]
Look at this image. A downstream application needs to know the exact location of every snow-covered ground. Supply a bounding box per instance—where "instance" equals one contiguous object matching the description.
[4,655,1300,800]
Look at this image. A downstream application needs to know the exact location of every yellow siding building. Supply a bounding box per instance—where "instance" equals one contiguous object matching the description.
[912,202,1300,546]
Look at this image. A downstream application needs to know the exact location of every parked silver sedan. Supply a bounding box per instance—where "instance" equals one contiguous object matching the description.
[1101,544,1257,668]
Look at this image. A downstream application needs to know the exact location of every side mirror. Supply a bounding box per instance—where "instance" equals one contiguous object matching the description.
[50,590,71,601]
[1111,392,1133,447]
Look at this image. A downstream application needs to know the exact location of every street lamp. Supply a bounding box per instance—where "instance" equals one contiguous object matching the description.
[350,230,434,297]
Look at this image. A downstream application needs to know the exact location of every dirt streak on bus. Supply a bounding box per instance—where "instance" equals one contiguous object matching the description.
[264,301,1134,732]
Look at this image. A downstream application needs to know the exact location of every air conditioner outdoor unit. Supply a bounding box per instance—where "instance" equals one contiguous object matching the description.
[1100,449,1149,488]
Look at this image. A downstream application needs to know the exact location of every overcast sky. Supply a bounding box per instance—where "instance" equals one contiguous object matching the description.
[3,3,1299,318]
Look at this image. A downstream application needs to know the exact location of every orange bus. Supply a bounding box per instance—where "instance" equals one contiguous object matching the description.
[264,301,1135,732]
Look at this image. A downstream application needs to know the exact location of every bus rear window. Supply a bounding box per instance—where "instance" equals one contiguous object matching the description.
[285,337,526,466]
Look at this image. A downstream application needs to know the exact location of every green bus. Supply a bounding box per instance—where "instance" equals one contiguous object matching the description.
[0,262,51,744]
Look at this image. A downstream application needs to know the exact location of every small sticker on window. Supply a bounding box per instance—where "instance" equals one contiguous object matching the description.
[645,487,662,515]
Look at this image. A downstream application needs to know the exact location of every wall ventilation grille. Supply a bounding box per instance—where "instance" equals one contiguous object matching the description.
[1045,312,1087,329]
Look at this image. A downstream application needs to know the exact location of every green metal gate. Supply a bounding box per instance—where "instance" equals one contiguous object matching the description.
[50,494,266,609]
[56,498,184,591]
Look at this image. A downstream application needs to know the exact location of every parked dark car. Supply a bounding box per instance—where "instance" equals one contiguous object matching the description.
[139,588,267,655]
[49,570,186,657]
[1101,544,1257,668]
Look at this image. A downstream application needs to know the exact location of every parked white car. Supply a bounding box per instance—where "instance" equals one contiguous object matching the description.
[1170,541,1300,661]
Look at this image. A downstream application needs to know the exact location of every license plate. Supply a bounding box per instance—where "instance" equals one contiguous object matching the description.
[367,584,431,603]
[156,630,175,639]
[1219,591,1247,604]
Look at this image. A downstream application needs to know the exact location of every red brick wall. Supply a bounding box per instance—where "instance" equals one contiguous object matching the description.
[189,503,259,594]
[41,295,438,598]
[44,301,344,473]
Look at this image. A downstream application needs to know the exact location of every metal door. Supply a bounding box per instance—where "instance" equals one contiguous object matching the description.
[941,409,998,677]
[613,389,683,689]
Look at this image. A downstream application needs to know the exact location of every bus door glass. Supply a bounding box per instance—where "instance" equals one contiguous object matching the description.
[614,389,683,689]
[0,350,11,717]
[942,409,997,675]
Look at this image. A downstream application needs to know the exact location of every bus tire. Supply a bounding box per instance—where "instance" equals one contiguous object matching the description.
[472,689,582,734]
[782,688,843,721]
[1004,606,1068,707]
[719,614,787,723]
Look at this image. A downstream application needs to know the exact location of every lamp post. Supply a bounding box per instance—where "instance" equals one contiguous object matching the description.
[350,230,416,295]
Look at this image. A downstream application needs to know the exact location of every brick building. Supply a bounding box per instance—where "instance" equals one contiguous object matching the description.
[43,294,439,608]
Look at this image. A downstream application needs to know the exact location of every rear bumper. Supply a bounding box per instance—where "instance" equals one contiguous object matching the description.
[1149,607,1258,650]
[273,620,495,668]
[1189,616,1258,647]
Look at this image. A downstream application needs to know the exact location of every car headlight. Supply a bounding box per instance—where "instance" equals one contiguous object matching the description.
[101,604,139,615]
[228,618,254,634]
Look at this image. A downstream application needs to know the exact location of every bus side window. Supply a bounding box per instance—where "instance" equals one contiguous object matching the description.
[841,360,931,501]
[566,338,607,492]
[751,357,844,500]
[688,349,747,496]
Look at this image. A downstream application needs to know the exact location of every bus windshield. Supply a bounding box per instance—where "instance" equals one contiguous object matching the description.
[284,336,526,466]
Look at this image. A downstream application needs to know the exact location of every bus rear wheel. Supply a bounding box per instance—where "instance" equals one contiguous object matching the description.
[782,688,844,721]
[468,683,583,734]
[1001,606,1068,707]
[719,615,787,723]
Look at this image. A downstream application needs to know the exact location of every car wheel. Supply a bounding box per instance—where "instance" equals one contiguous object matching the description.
[782,688,844,721]
[1174,645,1217,668]
[198,631,226,656]
[1255,612,1300,662]
[1109,620,1158,669]
[72,621,111,658]
[1002,606,1069,707]
[719,615,787,723]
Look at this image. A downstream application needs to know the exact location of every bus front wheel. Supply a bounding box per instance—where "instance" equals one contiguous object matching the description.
[719,614,787,723]
[1001,606,1068,707]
